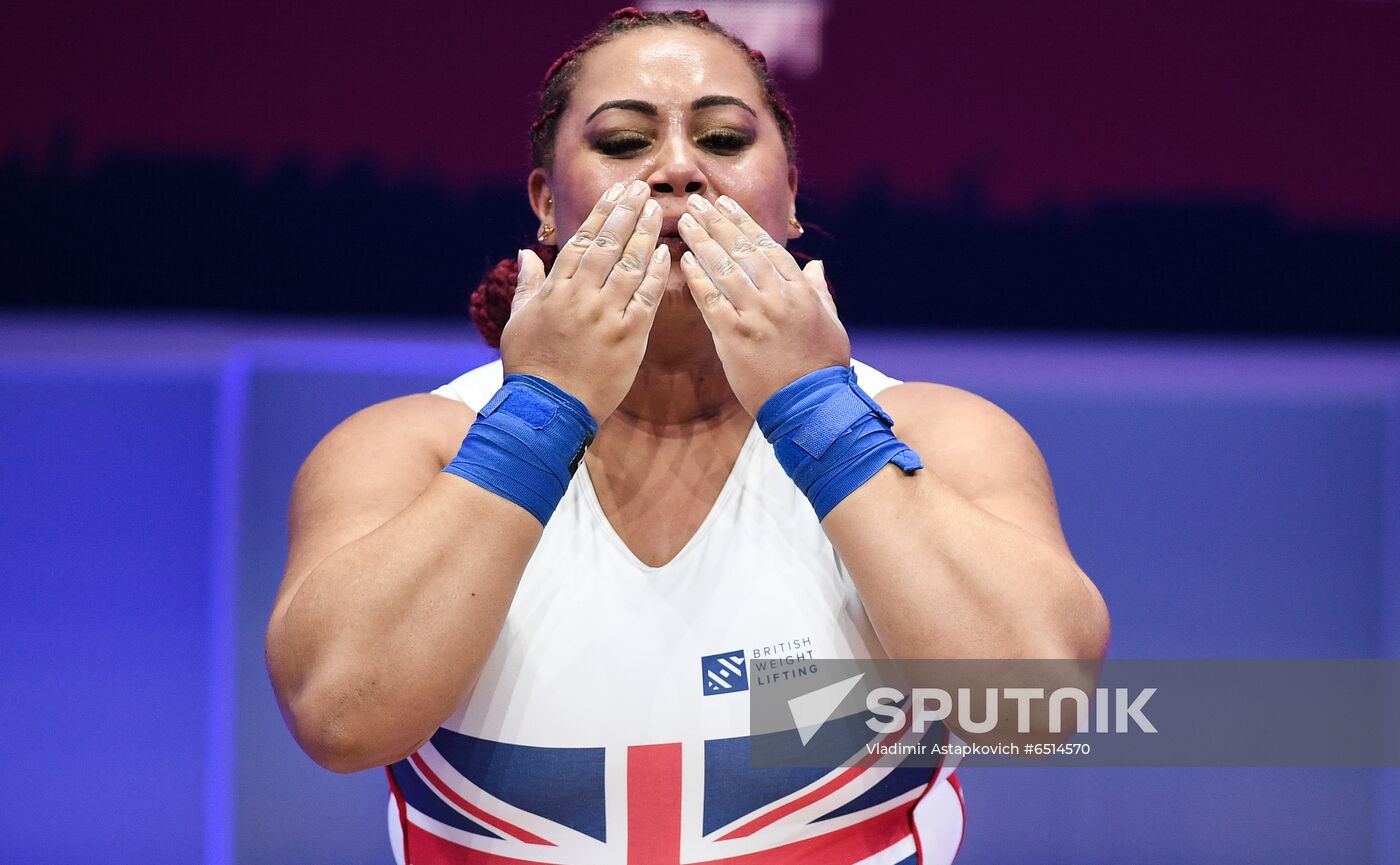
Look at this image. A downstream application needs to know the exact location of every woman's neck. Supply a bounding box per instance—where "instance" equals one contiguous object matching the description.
[599,299,748,436]
[581,299,753,518]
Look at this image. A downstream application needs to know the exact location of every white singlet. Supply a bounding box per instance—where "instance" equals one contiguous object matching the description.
[385,358,965,865]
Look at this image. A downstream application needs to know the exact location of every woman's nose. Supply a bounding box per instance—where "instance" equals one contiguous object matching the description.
[646,138,707,197]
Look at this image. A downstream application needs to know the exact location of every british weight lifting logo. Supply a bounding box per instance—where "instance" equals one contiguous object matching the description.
[700,650,749,695]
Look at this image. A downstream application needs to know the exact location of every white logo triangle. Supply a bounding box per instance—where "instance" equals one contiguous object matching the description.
[787,673,866,746]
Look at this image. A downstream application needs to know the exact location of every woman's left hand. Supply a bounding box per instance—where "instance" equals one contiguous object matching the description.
[676,193,851,416]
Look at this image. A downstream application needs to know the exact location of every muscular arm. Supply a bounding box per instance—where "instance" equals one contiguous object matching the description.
[264,394,542,773]
[820,382,1111,662]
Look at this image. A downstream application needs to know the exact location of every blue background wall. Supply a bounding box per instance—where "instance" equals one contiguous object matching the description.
[1,315,1396,864]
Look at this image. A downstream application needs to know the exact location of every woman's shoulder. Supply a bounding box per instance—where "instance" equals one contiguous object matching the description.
[874,374,1075,554]
[851,357,1007,428]
[877,376,1030,449]
[875,374,1056,505]
[330,357,505,463]
[311,390,473,476]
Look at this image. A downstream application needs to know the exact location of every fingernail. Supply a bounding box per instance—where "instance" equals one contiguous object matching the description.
[517,248,526,263]
[716,195,738,212]
[679,212,698,230]
[682,250,697,265]
[688,193,710,211]
[629,179,649,196]
[653,245,668,262]
[604,182,624,201]
[643,199,659,217]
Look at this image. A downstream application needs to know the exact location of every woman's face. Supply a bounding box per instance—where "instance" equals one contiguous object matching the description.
[532,26,797,295]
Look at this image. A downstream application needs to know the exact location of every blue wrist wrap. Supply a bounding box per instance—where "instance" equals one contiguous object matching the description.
[756,365,923,520]
[442,374,598,526]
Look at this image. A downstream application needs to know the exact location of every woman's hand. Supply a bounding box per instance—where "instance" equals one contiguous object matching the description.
[501,179,670,423]
[676,193,851,416]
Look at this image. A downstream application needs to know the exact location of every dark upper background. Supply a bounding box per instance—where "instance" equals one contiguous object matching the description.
[2,0,1396,336]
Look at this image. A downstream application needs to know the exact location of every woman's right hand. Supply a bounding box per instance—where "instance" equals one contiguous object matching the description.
[500,179,670,424]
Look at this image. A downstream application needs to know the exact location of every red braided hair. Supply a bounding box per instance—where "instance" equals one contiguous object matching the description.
[469,243,557,348]
[470,7,804,347]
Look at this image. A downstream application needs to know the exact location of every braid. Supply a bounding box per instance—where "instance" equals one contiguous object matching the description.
[471,7,804,345]
[469,243,559,348]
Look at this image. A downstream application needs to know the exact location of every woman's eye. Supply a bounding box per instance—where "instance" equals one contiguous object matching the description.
[596,133,649,157]
[593,129,752,157]
[699,130,752,155]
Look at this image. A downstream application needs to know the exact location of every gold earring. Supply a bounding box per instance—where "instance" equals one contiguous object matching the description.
[537,223,555,243]
[788,216,804,236]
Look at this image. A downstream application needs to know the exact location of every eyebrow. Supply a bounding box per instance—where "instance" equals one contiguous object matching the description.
[585,95,758,123]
